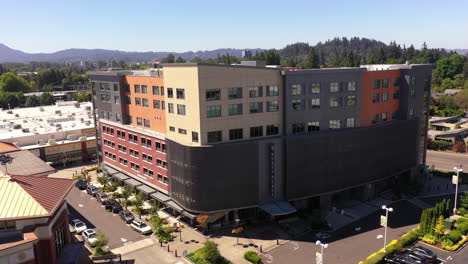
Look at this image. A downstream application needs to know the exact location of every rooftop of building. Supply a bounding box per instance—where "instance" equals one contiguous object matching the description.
[0,101,94,141]
[0,147,56,176]
[23,90,75,97]
[0,175,74,220]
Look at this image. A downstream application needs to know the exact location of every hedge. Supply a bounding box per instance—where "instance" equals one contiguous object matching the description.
[442,237,467,251]
[244,251,262,264]
[447,230,462,243]
[422,234,437,245]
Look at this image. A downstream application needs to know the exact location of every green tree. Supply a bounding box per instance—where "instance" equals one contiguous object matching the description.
[438,78,456,92]
[454,90,468,112]
[133,192,146,218]
[461,192,468,210]
[193,241,222,263]
[301,48,320,69]
[434,215,445,239]
[25,95,40,107]
[0,72,31,93]
[191,56,204,63]
[175,56,186,63]
[38,92,55,105]
[121,186,133,210]
[435,54,465,80]
[161,53,175,63]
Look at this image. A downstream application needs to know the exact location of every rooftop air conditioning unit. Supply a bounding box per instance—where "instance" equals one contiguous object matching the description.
[79,136,87,141]
[39,107,44,112]
[85,106,92,110]
[12,124,22,129]
[75,103,81,108]
[15,114,19,117]
[22,120,27,123]
[55,110,61,114]
[85,121,91,126]
[67,134,78,140]
[22,128,30,133]
[6,110,12,114]
[38,139,46,144]
[48,139,57,145]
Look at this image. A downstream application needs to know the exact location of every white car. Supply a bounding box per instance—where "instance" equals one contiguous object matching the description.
[82,229,99,246]
[69,219,87,234]
[130,220,152,235]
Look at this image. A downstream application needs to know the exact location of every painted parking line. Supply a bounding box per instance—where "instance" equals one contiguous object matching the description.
[438,258,447,262]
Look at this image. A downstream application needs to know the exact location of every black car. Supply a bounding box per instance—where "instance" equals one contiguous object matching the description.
[86,185,99,196]
[75,179,87,190]
[119,210,135,224]
[406,251,430,264]
[95,192,109,204]
[407,246,437,263]
[384,253,418,264]
[104,199,123,213]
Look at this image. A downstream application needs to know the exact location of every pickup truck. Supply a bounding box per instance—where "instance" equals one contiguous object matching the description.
[69,219,87,234]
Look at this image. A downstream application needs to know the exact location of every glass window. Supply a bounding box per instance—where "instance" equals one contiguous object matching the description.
[308,121,320,132]
[266,125,279,136]
[372,114,379,124]
[152,86,160,95]
[249,86,263,98]
[347,81,356,91]
[169,126,175,132]
[267,85,279,96]
[137,117,142,126]
[178,128,187,135]
[229,128,243,140]
[382,92,388,102]
[346,95,356,106]
[394,77,400,87]
[207,131,222,143]
[329,82,340,92]
[249,102,263,113]
[135,97,141,106]
[161,86,165,96]
[207,105,222,117]
[381,112,388,122]
[292,123,305,134]
[144,119,150,127]
[114,96,120,104]
[167,88,173,98]
[177,104,186,115]
[372,93,380,103]
[329,120,341,129]
[392,110,399,119]
[382,79,389,88]
[393,90,400,99]
[126,96,131,104]
[310,83,320,94]
[206,89,221,101]
[142,85,148,94]
[266,100,279,112]
[250,126,263,137]
[153,99,160,109]
[410,76,416,86]
[228,104,242,116]
[113,84,119,91]
[192,132,199,142]
[291,99,305,111]
[134,84,140,93]
[346,118,355,128]
[168,103,174,113]
[410,87,415,96]
[291,84,303,95]
[124,84,130,92]
[373,80,381,89]
[228,87,242,99]
[310,98,320,109]
[142,98,149,107]
[409,108,414,117]
[176,88,185,99]
[330,97,341,107]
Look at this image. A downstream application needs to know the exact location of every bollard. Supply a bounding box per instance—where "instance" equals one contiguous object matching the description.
[175,250,177,257]
[167,245,170,252]
[260,245,263,253]
[160,241,163,247]
[277,239,279,245]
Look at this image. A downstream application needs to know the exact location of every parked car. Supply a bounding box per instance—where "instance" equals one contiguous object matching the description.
[69,219,87,234]
[406,251,430,264]
[130,220,152,235]
[82,229,98,246]
[104,199,123,213]
[407,246,437,263]
[75,179,87,190]
[96,192,109,204]
[86,185,99,196]
[119,210,135,224]
[384,252,418,264]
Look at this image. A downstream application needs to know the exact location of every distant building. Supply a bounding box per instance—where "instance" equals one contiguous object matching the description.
[23,91,75,102]
[0,142,56,177]
[241,49,252,58]
[444,89,463,96]
[428,116,468,142]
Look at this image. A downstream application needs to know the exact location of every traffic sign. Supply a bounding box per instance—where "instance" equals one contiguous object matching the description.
[452,175,460,184]
[380,215,387,227]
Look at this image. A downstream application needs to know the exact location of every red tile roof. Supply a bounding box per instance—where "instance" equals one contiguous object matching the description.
[9,175,74,213]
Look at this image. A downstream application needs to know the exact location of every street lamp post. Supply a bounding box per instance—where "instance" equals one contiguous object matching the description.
[235,218,240,245]
[315,240,328,264]
[382,205,393,253]
[453,166,463,215]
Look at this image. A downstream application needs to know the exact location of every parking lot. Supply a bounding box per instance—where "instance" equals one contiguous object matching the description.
[67,186,149,249]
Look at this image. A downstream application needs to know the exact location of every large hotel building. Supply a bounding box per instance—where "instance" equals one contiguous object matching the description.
[89,62,432,224]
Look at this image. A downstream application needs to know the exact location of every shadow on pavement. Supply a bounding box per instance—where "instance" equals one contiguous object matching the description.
[68,203,97,229]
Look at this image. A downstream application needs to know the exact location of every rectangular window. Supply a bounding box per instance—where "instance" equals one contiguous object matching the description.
[207,105,222,117]
[410,87,415,96]
[410,76,416,86]
[161,86,164,96]
[168,103,174,113]
[372,93,380,103]
[291,99,305,111]
[144,119,150,127]
[249,86,263,97]
[266,124,279,136]
[142,85,148,94]
[267,85,279,96]
[207,131,222,143]
[382,79,389,88]
[161,101,165,110]
[169,126,175,132]
[392,110,399,119]
[292,123,305,134]
[250,126,263,137]
[176,88,185,99]
[409,108,414,118]
[372,114,379,124]
[373,80,381,89]
[228,87,242,99]
[393,90,400,99]
[394,77,400,87]
[114,96,120,104]
[192,132,199,143]
[347,81,356,91]
[310,98,320,109]
[137,117,142,126]
[229,128,243,140]
[178,128,187,135]
[153,99,160,109]
[346,118,355,128]
[167,88,173,98]
[113,84,119,91]
[152,86,160,95]
[177,104,186,115]
[134,84,140,93]
[346,95,356,106]
[249,102,263,113]
[228,104,242,116]
[329,120,341,129]
[329,97,341,107]
[135,97,141,106]
[126,96,131,104]
[142,98,149,107]
[266,100,279,112]
[310,83,320,94]
[206,89,221,101]
[381,112,388,122]
[382,92,388,102]
[307,121,320,132]
[291,84,303,95]
[329,82,340,92]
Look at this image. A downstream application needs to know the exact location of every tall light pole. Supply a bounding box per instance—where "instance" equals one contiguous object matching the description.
[453,166,463,215]
[235,218,240,245]
[315,240,328,264]
[382,205,393,253]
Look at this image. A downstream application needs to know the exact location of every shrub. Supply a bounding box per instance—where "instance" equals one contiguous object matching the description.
[447,230,462,243]
[457,220,468,235]
[422,234,437,245]
[432,140,453,150]
[244,250,262,264]
[154,227,173,243]
[188,241,232,264]
[442,237,467,251]
[441,237,454,248]
[453,140,467,153]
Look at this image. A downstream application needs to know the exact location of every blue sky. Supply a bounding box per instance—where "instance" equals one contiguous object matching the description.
[1,0,467,53]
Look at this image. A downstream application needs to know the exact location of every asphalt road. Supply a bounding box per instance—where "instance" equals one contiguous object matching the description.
[66,187,148,249]
[427,151,468,171]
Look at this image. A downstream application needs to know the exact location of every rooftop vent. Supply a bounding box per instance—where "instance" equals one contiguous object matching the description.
[85,106,91,110]
[75,103,81,108]
[39,107,44,112]
[22,128,30,133]
[78,136,87,141]
[84,121,91,126]
[14,114,19,117]
[48,139,57,145]
[55,110,61,114]
[12,124,22,129]
[6,110,13,114]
